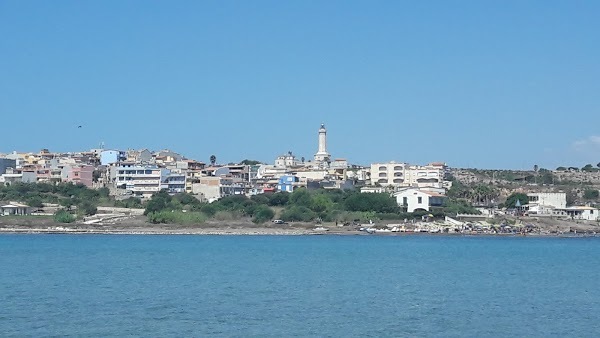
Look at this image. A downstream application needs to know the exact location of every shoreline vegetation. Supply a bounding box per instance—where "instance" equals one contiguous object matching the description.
[0,215,598,237]
[1,182,600,237]
[1,182,480,223]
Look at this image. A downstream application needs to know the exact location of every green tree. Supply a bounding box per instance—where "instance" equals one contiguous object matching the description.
[504,193,528,209]
[344,193,398,213]
[200,203,218,217]
[78,201,98,216]
[59,198,75,211]
[97,187,110,198]
[116,197,143,208]
[210,155,216,166]
[537,170,555,185]
[310,194,333,213]
[582,164,595,172]
[144,190,171,215]
[583,189,599,200]
[54,209,76,223]
[267,192,289,206]
[240,159,262,165]
[250,194,269,205]
[280,206,316,222]
[470,184,499,205]
[556,166,567,171]
[173,193,202,208]
[252,205,275,223]
[443,198,481,215]
[26,196,44,208]
[289,188,312,207]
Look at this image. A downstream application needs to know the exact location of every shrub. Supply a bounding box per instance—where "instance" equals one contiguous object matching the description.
[78,201,97,216]
[267,192,290,206]
[584,189,599,200]
[26,196,44,208]
[144,191,171,215]
[250,194,269,205]
[200,203,218,217]
[252,205,275,224]
[280,206,316,222]
[147,211,207,225]
[213,210,243,221]
[54,210,76,223]
[344,193,399,213]
[115,197,144,209]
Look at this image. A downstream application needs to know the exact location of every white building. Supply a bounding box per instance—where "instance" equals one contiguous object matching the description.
[526,192,567,214]
[192,176,245,202]
[371,162,446,189]
[394,188,447,212]
[313,124,331,165]
[113,164,170,198]
[275,152,301,168]
[553,206,599,221]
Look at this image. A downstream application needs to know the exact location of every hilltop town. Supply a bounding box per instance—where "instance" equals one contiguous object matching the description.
[1,124,600,235]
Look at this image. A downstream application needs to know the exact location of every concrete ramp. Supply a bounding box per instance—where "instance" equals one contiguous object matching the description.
[445,216,464,226]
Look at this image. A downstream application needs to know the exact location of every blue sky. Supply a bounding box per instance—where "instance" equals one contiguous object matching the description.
[1,1,599,169]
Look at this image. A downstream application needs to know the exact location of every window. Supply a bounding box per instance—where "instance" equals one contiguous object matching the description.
[403,197,407,206]
[418,197,422,204]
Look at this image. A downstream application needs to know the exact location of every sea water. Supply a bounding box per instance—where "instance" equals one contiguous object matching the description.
[1,234,600,337]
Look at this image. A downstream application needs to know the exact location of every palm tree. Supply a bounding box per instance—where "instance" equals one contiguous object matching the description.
[210,155,216,166]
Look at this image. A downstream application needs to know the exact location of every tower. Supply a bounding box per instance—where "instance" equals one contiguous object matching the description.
[314,123,330,164]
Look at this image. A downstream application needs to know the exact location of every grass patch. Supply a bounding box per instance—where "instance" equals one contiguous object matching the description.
[147,211,207,225]
[213,210,243,221]
[1,215,53,220]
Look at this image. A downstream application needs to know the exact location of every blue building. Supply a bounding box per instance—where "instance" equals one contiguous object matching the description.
[100,150,126,166]
[164,173,186,194]
[277,175,299,192]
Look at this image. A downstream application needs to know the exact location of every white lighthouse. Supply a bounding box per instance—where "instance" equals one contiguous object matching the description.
[314,123,330,164]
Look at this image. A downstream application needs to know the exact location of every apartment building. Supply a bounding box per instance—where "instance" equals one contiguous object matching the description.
[62,165,94,188]
[114,164,170,198]
[370,162,446,189]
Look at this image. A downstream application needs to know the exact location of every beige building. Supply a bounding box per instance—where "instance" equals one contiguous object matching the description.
[370,162,446,189]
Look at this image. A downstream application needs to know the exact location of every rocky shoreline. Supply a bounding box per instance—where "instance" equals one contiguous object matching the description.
[1,215,599,237]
